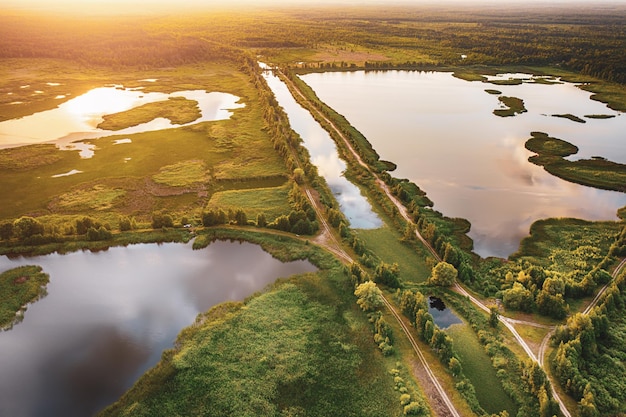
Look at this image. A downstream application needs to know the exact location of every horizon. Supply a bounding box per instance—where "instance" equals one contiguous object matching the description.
[2,0,625,15]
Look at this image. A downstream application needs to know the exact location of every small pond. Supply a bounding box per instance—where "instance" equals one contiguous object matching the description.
[0,240,316,417]
[428,296,462,329]
[260,64,382,229]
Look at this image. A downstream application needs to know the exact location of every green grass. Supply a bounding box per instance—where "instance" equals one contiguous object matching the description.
[447,323,518,416]
[546,159,626,192]
[152,160,210,187]
[0,265,49,328]
[581,82,626,112]
[55,185,126,211]
[97,97,201,130]
[206,182,292,222]
[489,79,524,86]
[525,132,626,193]
[493,96,527,117]
[511,218,621,268]
[0,61,288,223]
[356,227,431,284]
[99,237,402,417]
[452,72,487,82]
[525,131,579,158]
[0,144,63,170]
[551,113,586,123]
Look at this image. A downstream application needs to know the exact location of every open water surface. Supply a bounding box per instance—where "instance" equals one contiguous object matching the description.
[0,240,316,417]
[301,71,626,257]
[261,65,382,229]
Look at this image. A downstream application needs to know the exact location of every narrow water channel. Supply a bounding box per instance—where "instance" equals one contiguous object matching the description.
[0,240,316,417]
[260,64,382,229]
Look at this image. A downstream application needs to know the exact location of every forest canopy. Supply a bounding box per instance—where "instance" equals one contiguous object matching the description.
[1,3,625,83]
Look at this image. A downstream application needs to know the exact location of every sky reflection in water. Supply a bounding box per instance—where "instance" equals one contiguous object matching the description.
[0,85,244,152]
[302,71,626,257]
[261,67,382,229]
[0,241,316,417]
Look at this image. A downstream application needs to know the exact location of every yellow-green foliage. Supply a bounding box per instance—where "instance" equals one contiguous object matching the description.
[207,182,291,222]
[100,266,401,417]
[0,265,49,328]
[356,227,431,283]
[55,185,125,211]
[0,61,287,221]
[446,324,518,415]
[152,160,209,187]
[0,144,62,170]
[98,97,201,131]
[512,218,620,274]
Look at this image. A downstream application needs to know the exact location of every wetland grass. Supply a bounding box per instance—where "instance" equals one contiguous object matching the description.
[99,236,402,417]
[0,265,49,329]
[97,96,201,130]
[493,96,527,117]
[525,132,626,193]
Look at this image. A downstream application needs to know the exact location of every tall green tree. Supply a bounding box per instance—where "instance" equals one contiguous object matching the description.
[354,281,383,312]
[429,261,457,287]
[13,216,44,239]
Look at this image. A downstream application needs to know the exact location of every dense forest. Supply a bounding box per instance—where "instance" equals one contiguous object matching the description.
[1,3,625,83]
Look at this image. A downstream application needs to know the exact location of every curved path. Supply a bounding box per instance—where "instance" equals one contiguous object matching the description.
[277,67,576,417]
[274,71,462,417]
[583,257,626,315]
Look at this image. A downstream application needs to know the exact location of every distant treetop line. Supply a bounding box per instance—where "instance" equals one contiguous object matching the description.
[0,3,625,83]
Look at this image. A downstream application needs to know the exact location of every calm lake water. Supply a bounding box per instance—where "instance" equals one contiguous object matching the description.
[261,65,382,229]
[0,240,316,417]
[301,71,626,258]
[0,84,244,155]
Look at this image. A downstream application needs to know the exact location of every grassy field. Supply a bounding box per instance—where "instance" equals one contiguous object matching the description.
[99,233,403,417]
[446,323,518,416]
[356,227,432,284]
[0,265,49,329]
[0,61,289,225]
[98,97,201,130]
[207,182,292,223]
[512,218,621,268]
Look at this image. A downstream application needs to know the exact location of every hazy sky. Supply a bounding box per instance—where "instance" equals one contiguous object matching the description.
[1,0,623,15]
[2,0,617,8]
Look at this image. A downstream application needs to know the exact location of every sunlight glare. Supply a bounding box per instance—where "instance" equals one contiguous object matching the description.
[63,87,143,118]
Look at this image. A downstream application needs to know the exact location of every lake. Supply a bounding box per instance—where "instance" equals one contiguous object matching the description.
[0,240,316,417]
[260,65,382,229]
[301,71,626,257]
[0,83,244,157]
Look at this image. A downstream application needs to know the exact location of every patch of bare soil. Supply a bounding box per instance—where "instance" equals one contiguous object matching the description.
[14,276,29,284]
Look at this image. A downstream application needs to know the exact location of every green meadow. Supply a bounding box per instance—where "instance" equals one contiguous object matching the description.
[0,265,49,329]
[99,232,402,417]
[0,62,288,226]
[446,323,518,415]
